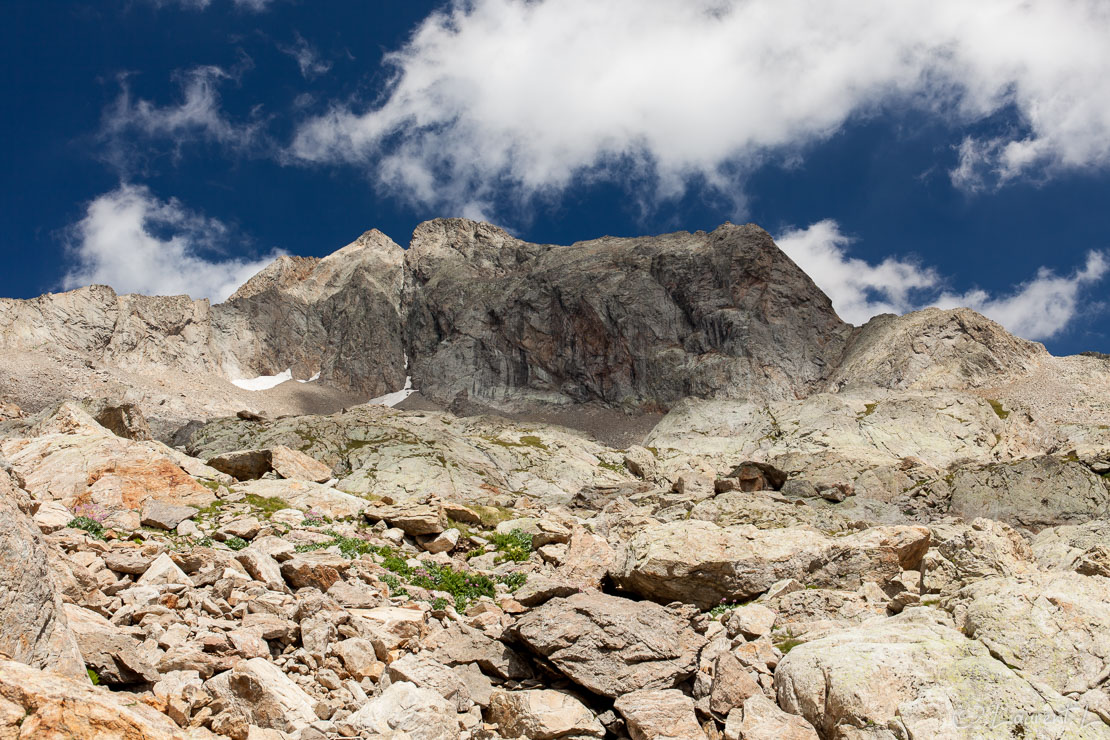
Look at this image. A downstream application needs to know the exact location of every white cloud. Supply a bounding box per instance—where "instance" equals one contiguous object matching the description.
[142,0,276,11]
[102,66,262,170]
[63,184,281,302]
[290,0,1110,212]
[777,221,939,325]
[280,34,332,80]
[777,220,1108,340]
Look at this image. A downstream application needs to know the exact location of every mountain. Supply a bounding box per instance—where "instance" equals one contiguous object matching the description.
[3,219,1110,739]
[0,218,1052,439]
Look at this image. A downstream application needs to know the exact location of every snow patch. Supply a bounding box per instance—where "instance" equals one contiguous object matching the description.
[370,376,415,407]
[232,368,320,391]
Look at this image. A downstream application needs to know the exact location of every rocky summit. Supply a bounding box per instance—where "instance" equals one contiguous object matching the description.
[1,220,1110,740]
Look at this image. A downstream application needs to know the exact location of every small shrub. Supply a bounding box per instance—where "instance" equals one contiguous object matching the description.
[224,535,249,551]
[486,529,533,564]
[497,572,527,591]
[68,516,106,539]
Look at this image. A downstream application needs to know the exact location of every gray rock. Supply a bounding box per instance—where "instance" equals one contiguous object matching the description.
[140,499,198,530]
[405,219,852,411]
[488,688,605,739]
[512,592,704,698]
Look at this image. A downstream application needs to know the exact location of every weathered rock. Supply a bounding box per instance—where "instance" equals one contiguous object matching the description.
[723,695,818,740]
[423,622,533,680]
[921,518,1037,596]
[717,461,788,492]
[343,681,459,740]
[0,660,206,739]
[613,689,706,740]
[612,520,929,609]
[236,478,367,519]
[138,552,194,587]
[141,499,198,530]
[204,657,318,734]
[269,445,332,482]
[0,472,86,679]
[332,638,381,681]
[92,402,153,441]
[420,527,460,553]
[724,604,776,640]
[709,653,762,716]
[950,572,1110,697]
[363,500,447,535]
[513,592,704,698]
[31,500,72,534]
[65,603,160,685]
[511,575,579,607]
[775,608,1107,738]
[281,554,342,591]
[1033,520,1110,574]
[945,456,1110,529]
[2,427,215,514]
[206,449,272,481]
[488,688,606,739]
[218,516,262,541]
[387,653,472,711]
[236,547,286,592]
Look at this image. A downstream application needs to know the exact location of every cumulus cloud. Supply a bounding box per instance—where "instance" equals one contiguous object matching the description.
[101,66,263,171]
[280,34,333,79]
[63,185,281,302]
[777,220,1108,340]
[290,0,1110,212]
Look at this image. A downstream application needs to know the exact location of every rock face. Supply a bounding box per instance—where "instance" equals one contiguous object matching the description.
[404,219,852,411]
[0,470,86,679]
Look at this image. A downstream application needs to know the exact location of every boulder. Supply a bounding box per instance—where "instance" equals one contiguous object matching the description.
[612,520,929,609]
[205,449,272,481]
[204,657,318,734]
[946,456,1110,530]
[269,445,332,482]
[723,695,818,740]
[488,688,605,739]
[31,501,72,534]
[137,552,194,587]
[387,653,473,711]
[342,681,459,740]
[0,660,205,739]
[423,622,533,680]
[513,592,704,698]
[64,604,160,685]
[363,499,447,535]
[717,461,788,492]
[775,608,1106,738]
[0,472,86,679]
[921,518,1037,596]
[236,478,368,519]
[1,430,215,514]
[92,402,153,441]
[141,499,198,530]
[1033,520,1110,574]
[949,572,1110,697]
[613,689,706,740]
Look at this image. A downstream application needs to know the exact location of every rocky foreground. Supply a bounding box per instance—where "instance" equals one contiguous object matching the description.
[3,219,1110,739]
[0,355,1109,739]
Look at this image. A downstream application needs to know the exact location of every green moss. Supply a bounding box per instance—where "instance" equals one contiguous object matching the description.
[598,460,625,473]
[193,500,228,519]
[987,399,1010,420]
[858,402,879,419]
[87,668,100,685]
[243,494,290,518]
[197,478,223,491]
[482,434,548,451]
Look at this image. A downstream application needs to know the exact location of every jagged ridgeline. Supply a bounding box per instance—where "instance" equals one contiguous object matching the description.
[2,220,1110,738]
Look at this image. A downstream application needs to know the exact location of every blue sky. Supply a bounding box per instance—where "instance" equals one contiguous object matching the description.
[4,1,1110,354]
